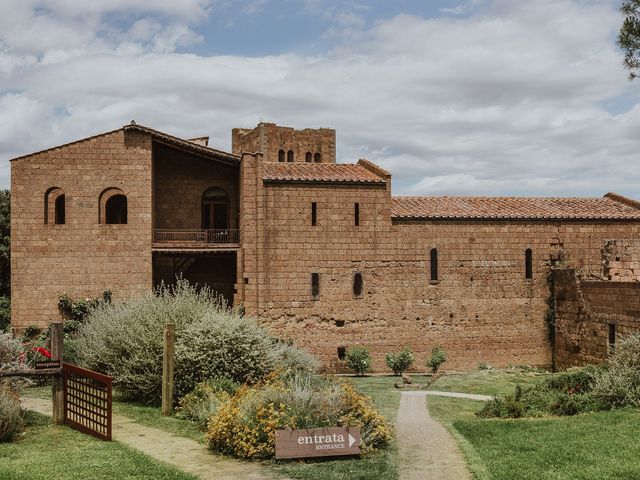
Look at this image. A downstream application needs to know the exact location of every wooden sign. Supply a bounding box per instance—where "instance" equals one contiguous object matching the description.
[35,360,61,370]
[275,426,361,459]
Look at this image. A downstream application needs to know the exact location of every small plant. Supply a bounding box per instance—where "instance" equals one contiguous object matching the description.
[477,361,493,371]
[58,291,111,335]
[426,346,447,374]
[0,382,24,442]
[177,377,238,428]
[23,325,42,339]
[385,347,415,375]
[346,346,372,376]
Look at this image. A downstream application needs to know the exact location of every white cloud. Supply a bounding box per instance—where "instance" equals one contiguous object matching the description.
[1,0,639,200]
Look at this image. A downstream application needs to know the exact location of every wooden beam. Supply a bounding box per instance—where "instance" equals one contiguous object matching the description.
[162,324,175,416]
[51,322,64,424]
[0,368,62,377]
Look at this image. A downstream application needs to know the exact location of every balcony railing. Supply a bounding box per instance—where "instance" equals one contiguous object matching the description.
[153,229,240,246]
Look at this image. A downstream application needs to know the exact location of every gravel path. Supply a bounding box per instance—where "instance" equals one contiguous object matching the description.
[21,397,287,480]
[396,391,472,480]
[425,390,492,401]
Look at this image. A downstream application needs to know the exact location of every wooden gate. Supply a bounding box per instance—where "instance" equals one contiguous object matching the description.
[63,363,112,441]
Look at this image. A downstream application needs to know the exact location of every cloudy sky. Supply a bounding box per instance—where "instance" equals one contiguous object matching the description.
[1,0,638,197]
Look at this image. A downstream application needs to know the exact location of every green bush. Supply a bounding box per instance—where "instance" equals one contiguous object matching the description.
[385,347,415,375]
[75,280,317,403]
[177,377,238,428]
[477,361,493,370]
[0,382,24,442]
[0,297,10,333]
[426,346,447,373]
[0,334,22,370]
[592,333,640,408]
[206,372,392,458]
[58,291,111,335]
[346,346,372,376]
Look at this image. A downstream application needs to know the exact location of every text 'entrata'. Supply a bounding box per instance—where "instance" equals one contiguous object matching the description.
[275,426,361,459]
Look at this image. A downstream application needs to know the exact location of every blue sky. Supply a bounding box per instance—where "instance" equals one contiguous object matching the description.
[1,0,639,197]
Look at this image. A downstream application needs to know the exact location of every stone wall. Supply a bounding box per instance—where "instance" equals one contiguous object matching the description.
[232,123,336,164]
[602,239,640,282]
[153,144,240,230]
[10,129,153,331]
[553,268,640,369]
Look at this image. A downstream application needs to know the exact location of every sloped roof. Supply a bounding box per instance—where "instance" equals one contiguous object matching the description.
[263,162,386,184]
[392,195,640,220]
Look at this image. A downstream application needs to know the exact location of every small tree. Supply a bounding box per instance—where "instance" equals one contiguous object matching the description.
[426,346,447,374]
[385,347,415,375]
[346,346,371,376]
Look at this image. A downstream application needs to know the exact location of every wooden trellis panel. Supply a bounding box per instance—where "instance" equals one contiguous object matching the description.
[63,363,112,441]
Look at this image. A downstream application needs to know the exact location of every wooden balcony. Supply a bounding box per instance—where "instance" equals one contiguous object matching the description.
[153,229,240,252]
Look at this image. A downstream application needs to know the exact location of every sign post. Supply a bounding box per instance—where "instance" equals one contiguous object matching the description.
[275,426,361,459]
[50,322,64,425]
[162,323,175,416]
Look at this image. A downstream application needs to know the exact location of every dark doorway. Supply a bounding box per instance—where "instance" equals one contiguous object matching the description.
[202,187,229,230]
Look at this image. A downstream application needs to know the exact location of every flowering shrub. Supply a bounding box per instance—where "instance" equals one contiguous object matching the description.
[206,372,392,458]
[385,347,415,375]
[346,346,372,376]
[0,382,24,442]
[0,334,23,370]
[75,280,317,403]
[177,377,239,428]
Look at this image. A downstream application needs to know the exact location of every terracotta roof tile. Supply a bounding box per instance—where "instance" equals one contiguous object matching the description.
[263,163,386,184]
[392,195,640,220]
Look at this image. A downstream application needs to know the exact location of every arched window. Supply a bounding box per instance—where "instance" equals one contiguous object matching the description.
[202,187,229,230]
[353,272,363,298]
[44,187,65,225]
[106,195,127,224]
[430,248,438,282]
[278,149,285,162]
[305,152,312,162]
[287,150,294,162]
[99,188,127,224]
[314,153,321,163]
[525,248,533,279]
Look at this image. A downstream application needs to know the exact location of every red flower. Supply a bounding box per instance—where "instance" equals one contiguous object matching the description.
[33,347,52,358]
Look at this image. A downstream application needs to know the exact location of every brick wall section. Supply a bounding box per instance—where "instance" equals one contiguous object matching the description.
[11,129,153,330]
[602,239,640,281]
[153,144,240,230]
[232,123,336,164]
[553,268,640,369]
[237,155,640,371]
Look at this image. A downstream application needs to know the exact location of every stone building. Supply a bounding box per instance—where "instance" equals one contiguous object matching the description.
[10,122,640,371]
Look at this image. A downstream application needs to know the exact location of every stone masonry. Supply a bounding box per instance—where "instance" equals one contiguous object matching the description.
[10,121,640,372]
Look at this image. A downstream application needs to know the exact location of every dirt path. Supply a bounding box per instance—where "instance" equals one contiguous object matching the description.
[21,397,287,480]
[425,390,492,401]
[396,391,472,480]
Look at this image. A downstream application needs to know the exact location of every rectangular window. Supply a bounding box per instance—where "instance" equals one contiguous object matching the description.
[311,202,317,226]
[608,323,616,354]
[354,203,360,226]
[525,249,533,279]
[430,248,438,282]
[311,273,320,300]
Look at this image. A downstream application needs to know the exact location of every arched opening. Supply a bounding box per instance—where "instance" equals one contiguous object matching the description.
[202,187,229,231]
[105,195,127,224]
[305,152,312,162]
[54,195,66,225]
[278,149,285,162]
[525,248,533,279]
[430,248,438,282]
[287,150,294,162]
[353,272,363,298]
[314,153,321,163]
[45,187,65,225]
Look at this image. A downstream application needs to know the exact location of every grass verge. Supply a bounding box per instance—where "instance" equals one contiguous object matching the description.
[429,368,548,396]
[0,411,196,480]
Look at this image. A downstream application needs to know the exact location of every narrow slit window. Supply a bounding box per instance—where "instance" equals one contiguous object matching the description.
[314,153,321,163]
[608,323,616,354]
[54,194,65,224]
[311,202,317,226]
[278,149,285,162]
[354,203,360,226]
[430,248,438,282]
[353,272,363,298]
[287,150,294,162]
[525,248,533,279]
[311,273,320,300]
[305,152,312,162]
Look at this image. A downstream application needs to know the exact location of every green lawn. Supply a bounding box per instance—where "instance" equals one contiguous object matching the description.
[428,393,640,480]
[429,368,548,396]
[0,411,195,480]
